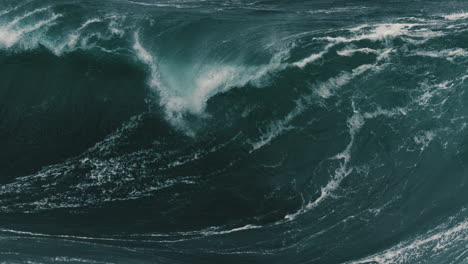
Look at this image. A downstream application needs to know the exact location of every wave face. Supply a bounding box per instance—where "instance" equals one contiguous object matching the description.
[0,0,467,263]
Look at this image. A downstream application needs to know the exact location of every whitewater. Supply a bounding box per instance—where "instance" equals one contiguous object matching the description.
[0,0,467,263]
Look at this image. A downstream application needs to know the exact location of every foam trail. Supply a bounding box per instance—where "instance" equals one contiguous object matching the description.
[249,99,306,152]
[414,48,468,61]
[317,23,441,45]
[0,13,62,48]
[315,63,373,98]
[0,228,148,243]
[17,13,62,35]
[316,49,392,98]
[190,224,262,236]
[66,18,103,48]
[443,12,468,20]
[79,18,103,30]
[348,218,468,264]
[285,105,406,221]
[0,8,14,17]
[0,0,35,16]
[337,47,380,56]
[252,49,392,152]
[294,43,334,68]
[127,0,183,8]
[6,7,50,29]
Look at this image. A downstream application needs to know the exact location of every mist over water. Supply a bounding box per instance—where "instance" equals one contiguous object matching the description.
[0,0,467,263]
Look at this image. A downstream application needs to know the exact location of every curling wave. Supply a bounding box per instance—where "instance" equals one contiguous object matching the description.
[0,0,467,263]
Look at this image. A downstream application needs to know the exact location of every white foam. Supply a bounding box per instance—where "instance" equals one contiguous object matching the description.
[315,49,392,98]
[77,18,103,31]
[65,18,103,49]
[337,47,380,57]
[0,12,125,55]
[0,1,33,17]
[306,7,368,15]
[319,23,440,45]
[5,7,49,29]
[0,13,62,49]
[414,48,468,61]
[0,228,144,243]
[285,105,406,221]
[249,99,305,152]
[161,133,242,170]
[127,0,183,8]
[108,19,124,37]
[397,17,428,23]
[349,24,371,32]
[199,224,261,236]
[348,217,468,264]
[18,13,61,36]
[133,31,290,133]
[315,63,374,99]
[137,223,264,241]
[363,23,425,40]
[416,80,453,107]
[0,8,14,17]
[0,114,206,212]
[0,29,21,48]
[50,257,113,264]
[444,12,468,21]
[413,130,436,151]
[293,43,334,68]
[186,58,286,115]
[253,49,392,154]
[133,31,166,105]
[133,33,152,63]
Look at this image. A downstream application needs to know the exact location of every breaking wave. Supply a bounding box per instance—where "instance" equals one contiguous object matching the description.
[0,0,467,263]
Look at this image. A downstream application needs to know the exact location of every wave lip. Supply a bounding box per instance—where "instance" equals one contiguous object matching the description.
[132,31,291,134]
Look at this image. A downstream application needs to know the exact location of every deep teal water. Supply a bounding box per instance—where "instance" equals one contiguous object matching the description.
[0,0,467,263]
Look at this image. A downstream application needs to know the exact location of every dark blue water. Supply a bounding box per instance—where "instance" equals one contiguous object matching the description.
[0,0,467,263]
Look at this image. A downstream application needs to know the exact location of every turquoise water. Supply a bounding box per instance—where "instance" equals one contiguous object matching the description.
[0,0,467,263]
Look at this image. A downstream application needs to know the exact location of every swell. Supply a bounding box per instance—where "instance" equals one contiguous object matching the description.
[0,48,149,181]
[0,1,468,264]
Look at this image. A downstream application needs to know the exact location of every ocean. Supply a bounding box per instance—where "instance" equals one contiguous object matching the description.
[0,0,467,263]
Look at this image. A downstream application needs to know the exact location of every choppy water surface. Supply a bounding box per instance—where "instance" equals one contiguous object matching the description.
[0,0,467,263]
